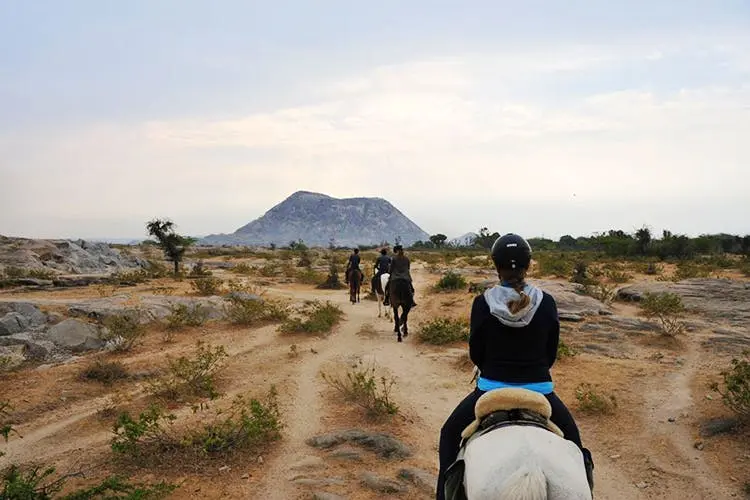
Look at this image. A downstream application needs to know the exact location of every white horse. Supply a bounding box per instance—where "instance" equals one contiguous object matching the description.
[375,272,391,319]
[446,387,593,500]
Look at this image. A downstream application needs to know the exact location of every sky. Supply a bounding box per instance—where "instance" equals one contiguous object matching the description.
[1,0,749,242]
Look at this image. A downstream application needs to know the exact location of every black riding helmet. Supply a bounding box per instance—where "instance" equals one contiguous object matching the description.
[491,233,532,270]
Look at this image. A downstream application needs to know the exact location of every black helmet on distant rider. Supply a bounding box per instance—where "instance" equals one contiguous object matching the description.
[491,233,532,270]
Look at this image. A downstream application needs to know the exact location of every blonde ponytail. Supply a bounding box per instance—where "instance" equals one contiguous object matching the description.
[500,269,530,314]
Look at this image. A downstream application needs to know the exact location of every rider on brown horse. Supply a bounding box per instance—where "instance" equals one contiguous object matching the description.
[344,248,361,284]
[383,244,417,307]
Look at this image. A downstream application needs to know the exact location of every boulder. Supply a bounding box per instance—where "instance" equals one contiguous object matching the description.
[0,313,29,336]
[46,319,105,351]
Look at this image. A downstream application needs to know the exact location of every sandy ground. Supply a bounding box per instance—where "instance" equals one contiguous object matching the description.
[1,262,748,499]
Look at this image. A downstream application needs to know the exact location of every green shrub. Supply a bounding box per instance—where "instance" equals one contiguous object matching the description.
[580,282,616,304]
[417,317,469,345]
[223,296,289,326]
[1,400,17,459]
[101,313,146,352]
[183,388,282,455]
[111,404,177,458]
[279,301,344,335]
[148,342,228,400]
[557,340,578,359]
[80,360,129,385]
[189,277,224,296]
[534,253,574,278]
[574,383,617,414]
[321,359,398,418]
[110,269,151,285]
[1,266,57,280]
[674,261,711,280]
[710,351,750,420]
[639,292,686,336]
[230,262,254,275]
[164,303,210,331]
[296,268,326,285]
[434,271,466,291]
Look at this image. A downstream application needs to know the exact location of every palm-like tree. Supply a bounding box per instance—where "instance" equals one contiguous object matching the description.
[146,218,193,275]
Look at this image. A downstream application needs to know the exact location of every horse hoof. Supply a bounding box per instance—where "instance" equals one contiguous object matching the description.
[397,337,403,342]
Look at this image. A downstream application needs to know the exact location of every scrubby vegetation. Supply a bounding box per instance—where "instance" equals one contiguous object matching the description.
[148,342,228,400]
[434,271,467,291]
[710,351,750,420]
[164,302,210,331]
[321,359,398,419]
[80,359,129,385]
[574,383,617,415]
[417,317,469,345]
[279,300,343,335]
[639,292,686,336]
[100,313,147,352]
[111,388,281,465]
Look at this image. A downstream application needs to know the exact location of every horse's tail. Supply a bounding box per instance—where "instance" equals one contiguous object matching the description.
[498,466,547,500]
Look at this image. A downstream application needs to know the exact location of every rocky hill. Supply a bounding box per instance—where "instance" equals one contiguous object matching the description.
[0,236,146,275]
[200,191,430,247]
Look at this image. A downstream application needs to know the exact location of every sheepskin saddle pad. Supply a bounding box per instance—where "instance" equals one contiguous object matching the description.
[461,388,564,440]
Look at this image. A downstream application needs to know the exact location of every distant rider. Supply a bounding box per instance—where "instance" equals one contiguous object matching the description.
[383,244,417,307]
[373,247,392,293]
[344,248,361,284]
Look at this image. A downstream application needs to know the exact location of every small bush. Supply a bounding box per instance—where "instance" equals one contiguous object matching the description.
[223,296,289,326]
[417,317,469,345]
[187,260,212,277]
[112,390,281,463]
[80,359,129,385]
[580,282,616,304]
[101,313,146,352]
[164,303,210,331]
[183,388,282,455]
[230,262,254,275]
[605,269,633,283]
[557,340,578,359]
[148,342,228,400]
[710,351,750,420]
[574,383,617,414]
[296,268,326,285]
[110,269,151,285]
[321,359,398,418]
[111,404,177,458]
[190,277,224,296]
[639,292,686,336]
[434,271,467,291]
[1,266,57,280]
[1,400,17,459]
[675,261,711,280]
[535,253,574,278]
[279,301,344,335]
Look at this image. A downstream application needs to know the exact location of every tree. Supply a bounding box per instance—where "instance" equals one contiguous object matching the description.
[475,227,500,249]
[635,226,652,255]
[145,218,194,276]
[429,234,448,248]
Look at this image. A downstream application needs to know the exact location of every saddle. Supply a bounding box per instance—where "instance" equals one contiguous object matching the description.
[461,388,563,441]
[444,388,563,500]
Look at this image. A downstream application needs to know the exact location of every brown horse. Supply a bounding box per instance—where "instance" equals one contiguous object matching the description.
[347,268,363,304]
[388,277,413,342]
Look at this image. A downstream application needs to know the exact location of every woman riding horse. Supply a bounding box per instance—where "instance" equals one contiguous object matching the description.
[436,233,594,499]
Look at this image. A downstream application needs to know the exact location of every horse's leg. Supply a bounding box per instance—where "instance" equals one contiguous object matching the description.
[377,292,382,317]
[401,304,411,337]
[393,304,400,334]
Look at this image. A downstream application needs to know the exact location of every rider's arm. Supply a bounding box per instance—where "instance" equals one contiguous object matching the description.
[468,296,487,368]
[546,295,560,368]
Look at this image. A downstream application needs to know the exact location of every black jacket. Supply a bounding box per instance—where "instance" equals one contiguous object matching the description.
[468,291,560,383]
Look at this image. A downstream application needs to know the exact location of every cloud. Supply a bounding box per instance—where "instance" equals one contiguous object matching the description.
[2,42,749,239]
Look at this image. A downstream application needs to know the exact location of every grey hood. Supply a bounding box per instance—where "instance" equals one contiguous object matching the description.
[483,283,544,328]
